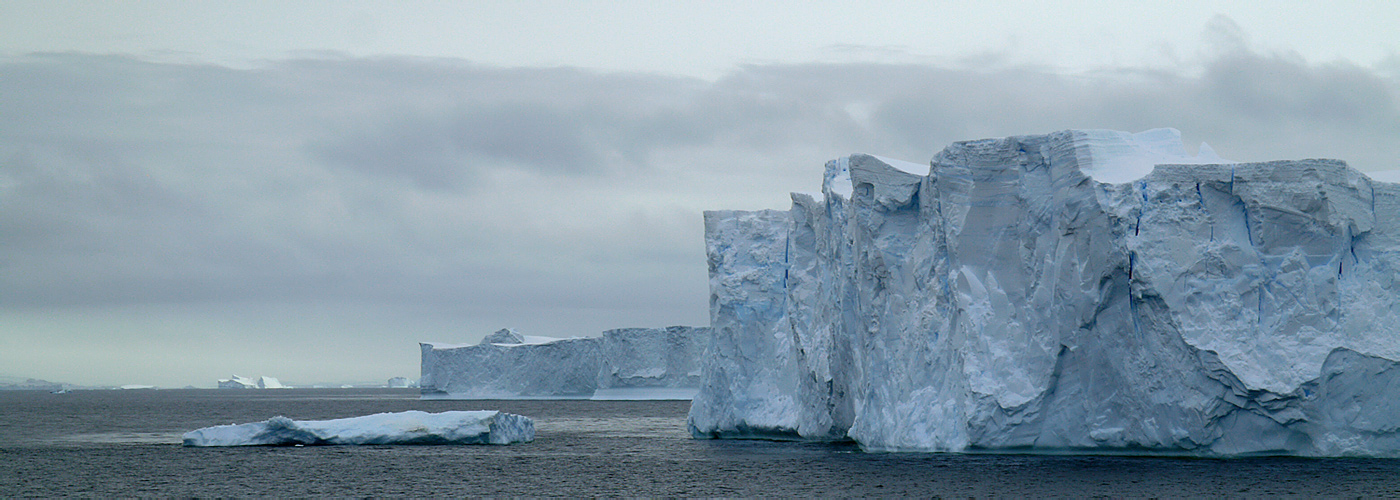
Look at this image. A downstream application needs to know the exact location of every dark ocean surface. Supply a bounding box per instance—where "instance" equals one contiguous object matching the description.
[2,388,1399,497]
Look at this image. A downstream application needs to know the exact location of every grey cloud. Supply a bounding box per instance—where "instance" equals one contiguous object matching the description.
[1203,53,1398,126]
[3,47,1399,317]
[1381,53,1400,80]
[321,102,610,189]
[317,114,474,190]
[1202,14,1250,56]
[450,103,601,173]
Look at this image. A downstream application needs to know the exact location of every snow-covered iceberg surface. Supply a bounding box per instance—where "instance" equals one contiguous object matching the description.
[182,410,534,446]
[688,128,1400,457]
[420,327,708,399]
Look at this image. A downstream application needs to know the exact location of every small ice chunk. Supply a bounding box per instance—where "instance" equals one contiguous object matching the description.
[182,410,534,446]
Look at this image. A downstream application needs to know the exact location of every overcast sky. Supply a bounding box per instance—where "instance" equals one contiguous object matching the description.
[2,1,1398,387]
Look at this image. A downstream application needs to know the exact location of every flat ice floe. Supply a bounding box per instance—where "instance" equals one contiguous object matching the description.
[182,410,534,446]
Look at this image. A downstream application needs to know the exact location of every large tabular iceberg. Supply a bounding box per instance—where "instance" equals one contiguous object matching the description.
[420,327,708,399]
[688,129,1400,457]
[182,410,534,446]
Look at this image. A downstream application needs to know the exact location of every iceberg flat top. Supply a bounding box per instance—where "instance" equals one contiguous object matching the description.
[182,410,535,446]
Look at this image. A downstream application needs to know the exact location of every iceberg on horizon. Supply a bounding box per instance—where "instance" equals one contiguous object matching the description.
[182,410,534,446]
[217,374,287,389]
[688,128,1400,457]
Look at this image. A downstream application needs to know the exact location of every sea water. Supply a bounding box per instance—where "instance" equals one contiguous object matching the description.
[2,389,1398,496]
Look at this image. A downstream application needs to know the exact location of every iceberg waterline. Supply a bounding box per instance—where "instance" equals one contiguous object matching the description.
[687,128,1400,456]
[182,410,534,446]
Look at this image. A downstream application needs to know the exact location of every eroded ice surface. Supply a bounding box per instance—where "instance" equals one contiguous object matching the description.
[688,128,1400,457]
[182,410,534,446]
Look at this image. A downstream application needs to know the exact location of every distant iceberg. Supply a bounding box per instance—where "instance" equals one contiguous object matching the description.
[182,410,534,446]
[217,375,286,389]
[0,377,66,392]
[218,375,256,389]
[420,327,707,399]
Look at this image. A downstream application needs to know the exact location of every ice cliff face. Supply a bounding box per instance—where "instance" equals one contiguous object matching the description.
[420,326,708,399]
[688,128,1400,456]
